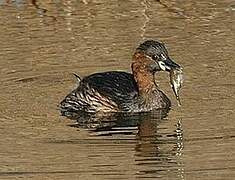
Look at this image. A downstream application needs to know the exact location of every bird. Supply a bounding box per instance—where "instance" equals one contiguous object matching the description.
[60,40,181,116]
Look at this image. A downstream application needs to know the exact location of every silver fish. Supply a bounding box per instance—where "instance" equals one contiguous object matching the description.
[170,68,183,106]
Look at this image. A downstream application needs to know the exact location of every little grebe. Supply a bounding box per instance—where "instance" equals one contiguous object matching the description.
[60,40,181,115]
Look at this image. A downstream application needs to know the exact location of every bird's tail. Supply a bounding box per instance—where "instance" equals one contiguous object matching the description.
[72,73,81,83]
[59,89,90,118]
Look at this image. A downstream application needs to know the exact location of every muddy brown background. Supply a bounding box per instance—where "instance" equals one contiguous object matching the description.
[0,0,234,179]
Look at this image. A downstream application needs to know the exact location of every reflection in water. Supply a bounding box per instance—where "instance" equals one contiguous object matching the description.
[0,0,56,22]
[155,0,189,18]
[31,0,57,23]
[136,118,184,179]
[140,0,150,39]
[63,0,73,32]
[67,110,184,179]
[67,109,169,130]
[0,0,24,7]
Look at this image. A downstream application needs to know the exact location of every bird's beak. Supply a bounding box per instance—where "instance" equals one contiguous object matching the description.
[158,57,181,72]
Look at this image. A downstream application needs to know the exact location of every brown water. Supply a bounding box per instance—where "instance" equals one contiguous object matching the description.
[0,0,235,179]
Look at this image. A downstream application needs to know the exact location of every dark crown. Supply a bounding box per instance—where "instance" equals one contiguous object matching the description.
[137,40,168,60]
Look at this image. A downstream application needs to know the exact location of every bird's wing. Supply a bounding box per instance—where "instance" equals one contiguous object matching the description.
[81,71,138,107]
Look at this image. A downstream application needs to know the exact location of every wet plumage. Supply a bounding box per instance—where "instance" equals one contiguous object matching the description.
[60,40,181,116]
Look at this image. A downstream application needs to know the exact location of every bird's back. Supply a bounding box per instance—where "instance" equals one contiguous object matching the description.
[60,71,139,114]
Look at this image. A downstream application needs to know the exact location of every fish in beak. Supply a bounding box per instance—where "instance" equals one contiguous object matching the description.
[157,57,183,106]
[169,67,183,106]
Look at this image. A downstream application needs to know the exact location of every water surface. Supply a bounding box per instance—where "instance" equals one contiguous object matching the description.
[0,0,234,179]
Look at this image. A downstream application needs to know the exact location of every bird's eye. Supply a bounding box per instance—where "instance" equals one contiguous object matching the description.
[152,55,159,60]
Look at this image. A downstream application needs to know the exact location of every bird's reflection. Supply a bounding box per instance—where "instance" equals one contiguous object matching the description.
[135,118,184,179]
[66,109,168,133]
[65,109,184,179]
